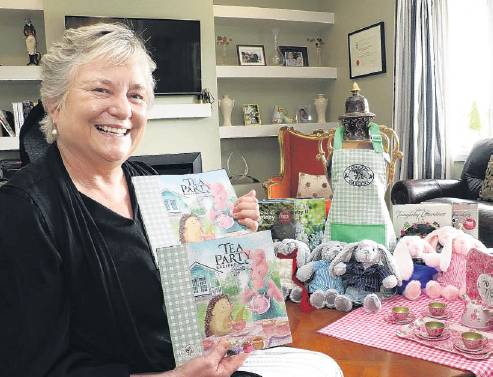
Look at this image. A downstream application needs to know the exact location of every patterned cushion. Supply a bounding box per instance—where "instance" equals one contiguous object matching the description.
[296,172,332,199]
[479,155,493,201]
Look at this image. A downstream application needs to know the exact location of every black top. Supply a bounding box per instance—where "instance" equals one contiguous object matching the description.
[0,144,174,377]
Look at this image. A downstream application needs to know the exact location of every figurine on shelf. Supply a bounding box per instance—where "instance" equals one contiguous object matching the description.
[24,18,41,66]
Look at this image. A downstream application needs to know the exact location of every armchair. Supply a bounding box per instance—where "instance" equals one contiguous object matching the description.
[263,127,330,199]
[391,138,493,247]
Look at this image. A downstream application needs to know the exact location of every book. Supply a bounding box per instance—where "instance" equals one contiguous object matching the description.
[155,231,291,365]
[392,203,452,238]
[132,169,246,249]
[0,110,15,137]
[452,202,479,239]
[259,198,326,248]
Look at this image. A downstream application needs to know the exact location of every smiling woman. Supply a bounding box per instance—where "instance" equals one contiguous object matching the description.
[0,23,260,377]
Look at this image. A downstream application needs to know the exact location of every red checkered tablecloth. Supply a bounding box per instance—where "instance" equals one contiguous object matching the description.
[318,295,493,377]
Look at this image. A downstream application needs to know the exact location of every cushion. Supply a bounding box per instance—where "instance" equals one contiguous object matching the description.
[479,155,493,201]
[296,172,332,199]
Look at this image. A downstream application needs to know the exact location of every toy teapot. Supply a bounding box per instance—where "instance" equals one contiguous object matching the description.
[461,294,493,330]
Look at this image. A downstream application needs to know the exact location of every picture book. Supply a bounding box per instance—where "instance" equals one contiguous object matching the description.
[259,198,326,248]
[132,169,246,249]
[452,202,479,239]
[155,230,292,365]
[392,203,452,238]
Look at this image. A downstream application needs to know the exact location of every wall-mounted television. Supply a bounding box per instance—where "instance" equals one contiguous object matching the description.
[65,16,202,96]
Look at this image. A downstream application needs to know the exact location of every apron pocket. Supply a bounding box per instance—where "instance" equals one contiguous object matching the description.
[331,223,386,245]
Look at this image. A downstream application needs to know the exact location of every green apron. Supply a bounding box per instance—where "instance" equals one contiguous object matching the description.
[323,123,396,249]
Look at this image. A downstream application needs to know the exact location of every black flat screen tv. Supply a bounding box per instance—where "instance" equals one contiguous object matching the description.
[65,16,202,95]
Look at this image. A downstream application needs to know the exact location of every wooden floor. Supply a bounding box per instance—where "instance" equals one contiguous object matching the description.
[286,302,473,377]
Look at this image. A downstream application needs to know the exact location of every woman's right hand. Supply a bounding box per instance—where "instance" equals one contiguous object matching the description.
[173,340,248,377]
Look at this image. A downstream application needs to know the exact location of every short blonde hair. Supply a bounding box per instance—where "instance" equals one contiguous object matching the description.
[40,22,156,143]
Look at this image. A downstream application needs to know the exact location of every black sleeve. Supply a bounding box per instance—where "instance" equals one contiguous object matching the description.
[0,187,129,377]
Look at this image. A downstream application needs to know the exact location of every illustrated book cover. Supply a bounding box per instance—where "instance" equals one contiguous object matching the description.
[392,203,452,238]
[132,169,246,249]
[155,230,292,365]
[452,202,479,239]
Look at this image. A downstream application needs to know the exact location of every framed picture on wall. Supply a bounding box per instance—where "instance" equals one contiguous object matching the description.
[348,22,386,79]
[237,45,266,66]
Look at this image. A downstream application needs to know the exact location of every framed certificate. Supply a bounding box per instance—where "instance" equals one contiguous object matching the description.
[348,22,386,79]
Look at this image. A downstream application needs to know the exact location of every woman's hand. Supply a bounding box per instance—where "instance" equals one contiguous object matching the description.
[174,340,248,377]
[233,190,259,231]
[132,340,247,377]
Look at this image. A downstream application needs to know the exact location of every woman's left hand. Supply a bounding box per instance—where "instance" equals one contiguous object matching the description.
[233,190,259,231]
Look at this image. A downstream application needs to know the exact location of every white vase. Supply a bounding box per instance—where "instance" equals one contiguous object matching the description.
[219,95,235,127]
[314,94,328,123]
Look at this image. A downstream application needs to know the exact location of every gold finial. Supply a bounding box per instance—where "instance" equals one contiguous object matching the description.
[351,82,360,94]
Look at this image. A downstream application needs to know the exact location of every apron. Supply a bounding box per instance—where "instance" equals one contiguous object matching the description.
[323,123,396,250]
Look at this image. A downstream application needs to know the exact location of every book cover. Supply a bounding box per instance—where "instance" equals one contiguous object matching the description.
[258,199,297,241]
[293,198,326,249]
[156,231,292,365]
[132,170,246,249]
[392,203,452,238]
[452,202,479,238]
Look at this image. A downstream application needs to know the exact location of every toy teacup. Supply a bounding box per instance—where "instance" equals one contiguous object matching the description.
[428,302,447,317]
[424,321,445,337]
[462,331,486,350]
[392,306,410,321]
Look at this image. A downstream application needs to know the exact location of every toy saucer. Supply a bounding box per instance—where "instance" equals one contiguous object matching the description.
[421,309,453,320]
[414,327,450,341]
[384,312,416,325]
[453,339,489,355]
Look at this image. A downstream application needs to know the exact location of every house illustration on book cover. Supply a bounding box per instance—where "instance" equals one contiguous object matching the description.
[155,231,292,365]
[132,169,246,249]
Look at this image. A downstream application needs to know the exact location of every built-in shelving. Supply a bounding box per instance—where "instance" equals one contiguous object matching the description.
[148,103,212,120]
[219,122,338,139]
[216,66,337,79]
[213,5,334,32]
[0,136,19,150]
[0,66,42,81]
[0,0,43,11]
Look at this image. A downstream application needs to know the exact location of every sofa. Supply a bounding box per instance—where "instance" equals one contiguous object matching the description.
[391,138,493,247]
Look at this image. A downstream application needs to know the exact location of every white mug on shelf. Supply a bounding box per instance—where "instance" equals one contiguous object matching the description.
[219,95,235,127]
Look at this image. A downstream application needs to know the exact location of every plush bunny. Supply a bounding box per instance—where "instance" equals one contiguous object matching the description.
[393,236,441,300]
[295,241,347,309]
[425,230,487,300]
[273,239,311,304]
[329,240,400,312]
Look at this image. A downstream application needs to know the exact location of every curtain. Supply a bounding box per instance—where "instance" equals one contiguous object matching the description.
[394,0,447,179]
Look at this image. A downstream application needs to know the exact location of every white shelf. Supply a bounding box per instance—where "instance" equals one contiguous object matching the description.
[216,65,337,79]
[148,103,212,120]
[0,0,43,10]
[0,137,19,150]
[214,5,334,30]
[0,66,42,81]
[219,122,338,139]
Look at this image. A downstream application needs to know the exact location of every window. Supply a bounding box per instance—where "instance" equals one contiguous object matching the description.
[446,1,493,160]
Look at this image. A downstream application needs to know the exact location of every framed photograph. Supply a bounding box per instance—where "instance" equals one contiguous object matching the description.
[242,104,261,125]
[279,46,309,67]
[348,22,386,79]
[296,105,312,123]
[237,45,266,66]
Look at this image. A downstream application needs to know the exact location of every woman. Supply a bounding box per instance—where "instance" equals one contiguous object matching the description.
[0,23,259,377]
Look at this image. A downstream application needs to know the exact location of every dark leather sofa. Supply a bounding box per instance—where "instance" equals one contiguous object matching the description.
[391,138,493,247]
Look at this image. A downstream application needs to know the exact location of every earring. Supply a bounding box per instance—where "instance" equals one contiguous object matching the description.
[51,128,58,136]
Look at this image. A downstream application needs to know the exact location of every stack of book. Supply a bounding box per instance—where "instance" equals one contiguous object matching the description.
[132,170,292,365]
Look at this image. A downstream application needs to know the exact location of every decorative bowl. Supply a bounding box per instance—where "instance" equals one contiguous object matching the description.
[428,302,447,317]
[462,331,486,350]
[424,321,445,337]
[392,306,410,321]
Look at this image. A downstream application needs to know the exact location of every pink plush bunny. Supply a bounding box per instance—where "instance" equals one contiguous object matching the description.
[393,236,441,300]
[425,229,487,300]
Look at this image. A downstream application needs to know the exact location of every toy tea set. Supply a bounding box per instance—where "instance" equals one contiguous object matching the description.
[389,246,493,360]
